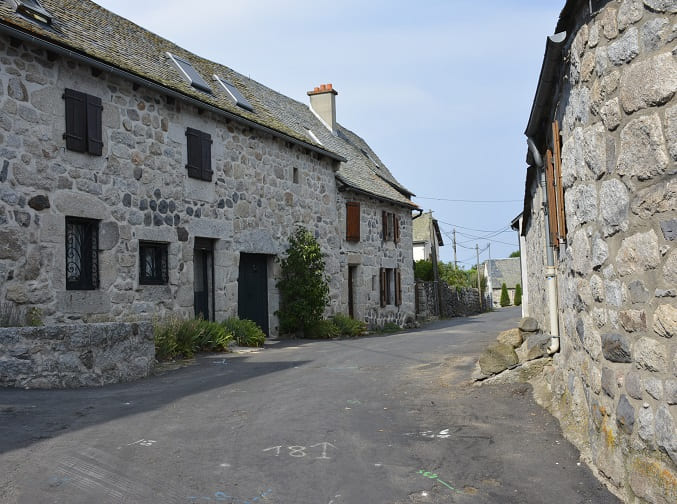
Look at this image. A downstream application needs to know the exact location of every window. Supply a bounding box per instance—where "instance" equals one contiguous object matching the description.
[346,202,360,242]
[139,242,169,285]
[214,75,254,111]
[382,211,400,243]
[66,217,99,290]
[293,167,299,184]
[63,89,103,155]
[379,268,402,307]
[167,52,212,93]
[15,0,52,25]
[186,127,213,181]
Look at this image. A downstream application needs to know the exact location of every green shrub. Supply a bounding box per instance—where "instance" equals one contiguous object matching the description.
[514,284,522,306]
[276,227,330,334]
[380,322,401,333]
[153,316,234,360]
[221,317,266,347]
[414,260,433,281]
[304,319,340,339]
[331,313,367,336]
[500,283,511,307]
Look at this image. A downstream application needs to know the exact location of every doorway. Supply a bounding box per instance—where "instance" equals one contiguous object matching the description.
[238,253,269,335]
[348,265,357,318]
[194,238,214,320]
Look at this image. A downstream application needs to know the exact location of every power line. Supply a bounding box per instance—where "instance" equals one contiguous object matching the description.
[417,196,522,203]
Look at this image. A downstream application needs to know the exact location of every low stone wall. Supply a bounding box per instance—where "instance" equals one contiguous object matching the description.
[0,322,154,388]
[416,281,482,319]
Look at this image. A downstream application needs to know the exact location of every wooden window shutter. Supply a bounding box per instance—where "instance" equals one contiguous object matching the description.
[380,268,387,307]
[186,127,203,179]
[63,88,87,153]
[86,94,103,156]
[545,149,559,248]
[395,268,402,306]
[552,121,566,243]
[394,215,400,244]
[200,131,213,181]
[346,202,360,242]
[382,211,388,241]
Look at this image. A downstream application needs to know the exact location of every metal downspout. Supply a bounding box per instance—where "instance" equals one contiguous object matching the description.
[527,138,560,354]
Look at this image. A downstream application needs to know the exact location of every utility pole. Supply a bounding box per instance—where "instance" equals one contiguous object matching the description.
[476,244,480,290]
[452,228,457,269]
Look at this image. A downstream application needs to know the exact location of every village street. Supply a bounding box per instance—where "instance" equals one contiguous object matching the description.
[0,308,619,504]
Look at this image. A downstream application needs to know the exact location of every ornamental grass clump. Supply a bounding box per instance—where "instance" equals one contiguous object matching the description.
[153,316,233,361]
[331,313,367,337]
[221,317,266,347]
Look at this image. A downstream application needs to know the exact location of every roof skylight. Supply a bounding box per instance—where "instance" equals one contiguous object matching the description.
[166,52,212,93]
[213,75,254,112]
[15,0,52,25]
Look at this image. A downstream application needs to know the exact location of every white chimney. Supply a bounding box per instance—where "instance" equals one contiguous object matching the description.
[308,83,338,133]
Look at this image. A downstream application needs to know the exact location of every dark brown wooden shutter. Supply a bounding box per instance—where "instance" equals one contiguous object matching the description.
[552,121,566,243]
[200,131,213,181]
[86,94,103,156]
[394,215,400,244]
[395,268,402,306]
[380,268,387,307]
[382,211,388,241]
[545,149,559,248]
[64,88,87,152]
[186,127,203,179]
[346,202,360,242]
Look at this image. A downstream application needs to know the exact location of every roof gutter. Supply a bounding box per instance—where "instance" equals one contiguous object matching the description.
[524,32,567,139]
[0,22,346,163]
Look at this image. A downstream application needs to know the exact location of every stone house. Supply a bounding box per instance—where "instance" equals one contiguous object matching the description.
[0,0,417,336]
[412,211,444,263]
[518,0,677,500]
[482,258,521,308]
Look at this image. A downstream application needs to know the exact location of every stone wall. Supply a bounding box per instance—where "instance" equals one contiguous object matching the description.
[523,1,677,501]
[415,281,482,319]
[339,192,416,328]
[0,34,422,335]
[0,322,154,388]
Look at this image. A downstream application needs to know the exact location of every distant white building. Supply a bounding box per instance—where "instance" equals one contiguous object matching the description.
[412,212,444,262]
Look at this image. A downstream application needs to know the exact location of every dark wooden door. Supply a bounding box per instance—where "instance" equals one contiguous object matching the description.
[238,254,269,335]
[194,238,214,320]
[348,266,356,318]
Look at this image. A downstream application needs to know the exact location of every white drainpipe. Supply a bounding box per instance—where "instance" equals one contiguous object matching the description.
[527,137,560,354]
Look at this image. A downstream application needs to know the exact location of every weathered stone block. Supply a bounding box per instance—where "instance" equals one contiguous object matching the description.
[666,380,677,405]
[618,0,644,31]
[608,26,639,65]
[629,456,677,504]
[599,97,620,130]
[632,179,677,218]
[602,332,632,362]
[600,6,619,39]
[27,195,49,211]
[564,183,597,230]
[654,304,677,338]
[497,328,522,348]
[643,0,677,13]
[664,250,677,286]
[637,405,655,443]
[628,280,650,304]
[661,219,677,242]
[0,228,24,260]
[591,235,609,269]
[656,405,677,465]
[602,367,616,397]
[616,394,635,434]
[626,370,643,399]
[478,342,518,375]
[642,17,670,51]
[634,337,668,372]
[99,221,120,250]
[619,309,647,332]
[616,229,660,276]
[666,104,677,161]
[617,114,670,180]
[620,53,677,113]
[645,377,663,400]
[519,317,539,333]
[599,179,628,236]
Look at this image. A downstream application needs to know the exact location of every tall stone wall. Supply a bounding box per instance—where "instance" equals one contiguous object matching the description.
[526,2,677,501]
[0,34,345,335]
[0,322,154,388]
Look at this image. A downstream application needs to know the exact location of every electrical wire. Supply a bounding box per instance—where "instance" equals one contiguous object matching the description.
[417,196,522,203]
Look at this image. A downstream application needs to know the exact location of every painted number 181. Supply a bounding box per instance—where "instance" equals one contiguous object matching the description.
[262,442,336,460]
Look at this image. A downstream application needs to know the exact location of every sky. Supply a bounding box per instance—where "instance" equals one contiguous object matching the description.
[95,0,565,267]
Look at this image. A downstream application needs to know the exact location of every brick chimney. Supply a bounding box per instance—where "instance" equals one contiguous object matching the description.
[307,83,338,133]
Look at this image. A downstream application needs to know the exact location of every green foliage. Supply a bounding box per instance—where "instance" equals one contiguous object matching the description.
[414,260,433,281]
[305,319,340,339]
[509,250,521,258]
[379,322,402,333]
[331,313,367,337]
[222,317,266,347]
[500,283,511,307]
[26,307,43,327]
[276,227,330,334]
[153,316,233,361]
[514,284,522,306]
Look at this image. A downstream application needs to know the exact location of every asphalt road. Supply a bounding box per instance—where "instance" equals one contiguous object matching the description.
[0,307,620,504]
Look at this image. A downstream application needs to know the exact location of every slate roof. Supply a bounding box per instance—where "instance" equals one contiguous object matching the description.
[0,0,417,208]
[412,212,444,246]
[485,258,521,289]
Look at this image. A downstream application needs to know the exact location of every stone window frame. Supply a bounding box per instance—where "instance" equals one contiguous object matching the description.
[382,211,400,244]
[65,217,99,291]
[138,241,169,285]
[380,267,402,307]
[185,127,213,182]
[63,88,103,156]
[346,201,360,242]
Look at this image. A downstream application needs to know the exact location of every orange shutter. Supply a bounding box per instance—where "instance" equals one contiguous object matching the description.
[394,215,400,244]
[545,149,559,248]
[552,121,566,243]
[346,202,360,242]
[380,268,387,307]
[395,268,402,306]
